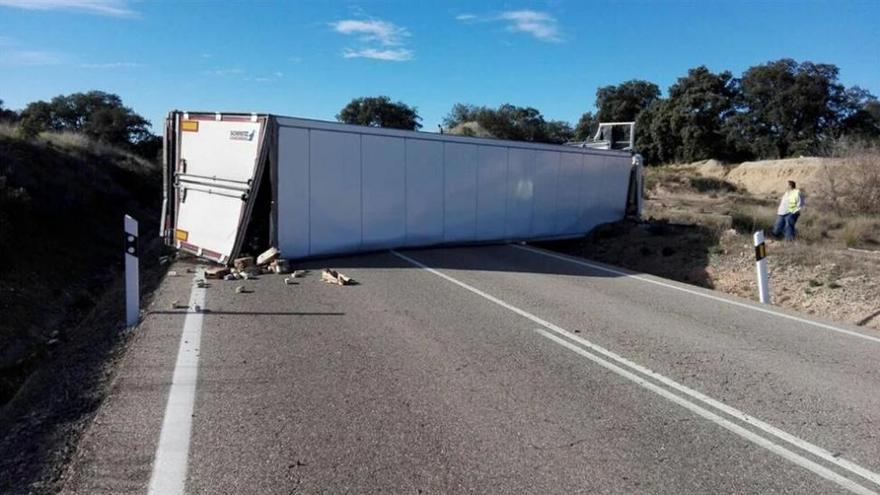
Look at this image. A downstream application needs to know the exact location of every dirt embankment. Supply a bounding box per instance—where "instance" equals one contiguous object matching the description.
[548,155,880,331]
[0,128,167,493]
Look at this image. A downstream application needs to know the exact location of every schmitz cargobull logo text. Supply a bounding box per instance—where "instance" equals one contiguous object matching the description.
[229,130,255,141]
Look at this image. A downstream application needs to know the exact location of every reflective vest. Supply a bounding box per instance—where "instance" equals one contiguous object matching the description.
[787,189,801,214]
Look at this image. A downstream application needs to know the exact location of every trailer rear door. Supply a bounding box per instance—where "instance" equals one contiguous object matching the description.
[169,113,267,263]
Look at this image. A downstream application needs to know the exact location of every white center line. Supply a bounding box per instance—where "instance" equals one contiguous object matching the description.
[512,243,880,345]
[147,270,206,495]
[391,249,880,495]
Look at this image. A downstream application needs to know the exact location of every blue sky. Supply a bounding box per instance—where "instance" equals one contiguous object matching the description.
[1,0,878,134]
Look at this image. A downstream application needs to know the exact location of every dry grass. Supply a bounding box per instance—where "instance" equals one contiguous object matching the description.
[841,216,880,248]
[729,203,777,234]
[0,122,16,139]
[0,123,157,174]
[815,144,880,216]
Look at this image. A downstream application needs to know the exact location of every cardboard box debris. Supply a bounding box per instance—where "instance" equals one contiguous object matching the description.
[270,259,291,274]
[321,268,354,286]
[233,256,256,271]
[257,247,281,266]
[205,266,230,279]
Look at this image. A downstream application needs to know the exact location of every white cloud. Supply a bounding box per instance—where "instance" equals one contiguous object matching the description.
[0,39,64,66]
[331,19,408,46]
[0,37,64,66]
[248,71,284,82]
[79,61,142,68]
[202,68,243,76]
[342,47,412,62]
[500,10,561,42]
[331,17,414,62]
[456,10,563,43]
[0,0,136,17]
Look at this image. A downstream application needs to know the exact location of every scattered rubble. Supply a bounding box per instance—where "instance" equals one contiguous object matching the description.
[257,247,281,266]
[269,258,291,274]
[233,256,256,271]
[321,268,354,286]
[205,266,230,279]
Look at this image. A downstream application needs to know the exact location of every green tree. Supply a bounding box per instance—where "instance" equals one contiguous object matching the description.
[837,91,880,141]
[442,103,572,144]
[573,112,596,141]
[595,80,661,122]
[0,99,17,122]
[734,59,854,158]
[544,120,574,144]
[17,100,53,139]
[337,96,422,130]
[18,91,154,149]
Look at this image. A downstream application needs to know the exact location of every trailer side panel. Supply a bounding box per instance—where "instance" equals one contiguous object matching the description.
[275,116,633,259]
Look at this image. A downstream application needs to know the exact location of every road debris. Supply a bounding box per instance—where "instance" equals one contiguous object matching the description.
[167,270,180,277]
[321,268,354,286]
[235,286,252,294]
[257,247,281,266]
[170,300,189,310]
[270,259,291,274]
[196,279,208,289]
[233,256,256,271]
[284,276,297,285]
[205,266,230,279]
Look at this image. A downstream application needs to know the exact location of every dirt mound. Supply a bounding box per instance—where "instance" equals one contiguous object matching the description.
[726,157,839,197]
[678,156,841,199]
[692,159,730,179]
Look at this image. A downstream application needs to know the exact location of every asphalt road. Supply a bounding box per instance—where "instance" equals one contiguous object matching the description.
[60,244,880,494]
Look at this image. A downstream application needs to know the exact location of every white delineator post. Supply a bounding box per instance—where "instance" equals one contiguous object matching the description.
[125,214,140,327]
[753,230,770,304]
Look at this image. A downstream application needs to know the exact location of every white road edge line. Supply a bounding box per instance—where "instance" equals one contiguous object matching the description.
[512,244,880,345]
[147,270,206,495]
[533,328,876,495]
[391,250,880,494]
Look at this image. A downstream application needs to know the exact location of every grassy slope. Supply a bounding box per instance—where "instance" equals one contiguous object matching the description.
[0,126,162,402]
[542,156,880,330]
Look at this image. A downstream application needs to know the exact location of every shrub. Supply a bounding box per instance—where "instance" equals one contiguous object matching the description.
[841,216,880,247]
[689,177,739,193]
[730,204,776,234]
[816,142,880,216]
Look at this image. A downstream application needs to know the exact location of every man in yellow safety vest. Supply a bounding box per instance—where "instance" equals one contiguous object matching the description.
[771,180,805,241]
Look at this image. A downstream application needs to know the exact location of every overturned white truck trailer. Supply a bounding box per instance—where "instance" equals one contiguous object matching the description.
[161,111,641,264]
